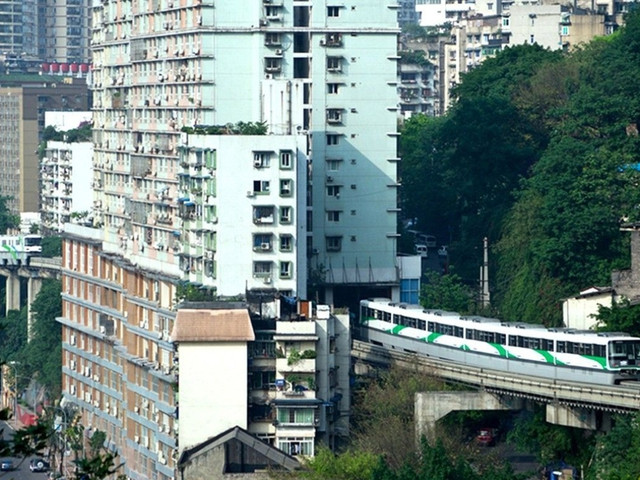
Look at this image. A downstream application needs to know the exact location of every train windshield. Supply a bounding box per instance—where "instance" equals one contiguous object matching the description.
[608,340,640,367]
[24,236,42,247]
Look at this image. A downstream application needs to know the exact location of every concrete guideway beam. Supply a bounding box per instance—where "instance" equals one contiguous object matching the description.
[546,403,601,430]
[415,391,523,444]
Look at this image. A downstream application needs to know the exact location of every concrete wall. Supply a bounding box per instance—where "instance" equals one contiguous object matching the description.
[179,342,249,451]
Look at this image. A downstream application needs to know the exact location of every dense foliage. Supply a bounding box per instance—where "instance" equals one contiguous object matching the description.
[400,10,640,326]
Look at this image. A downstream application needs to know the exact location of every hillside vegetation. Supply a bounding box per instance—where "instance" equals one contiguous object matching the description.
[400,10,640,327]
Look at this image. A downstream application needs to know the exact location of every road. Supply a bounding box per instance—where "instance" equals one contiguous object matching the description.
[0,420,52,480]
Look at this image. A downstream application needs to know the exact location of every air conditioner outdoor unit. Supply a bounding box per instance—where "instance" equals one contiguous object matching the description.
[134,435,140,443]
[275,49,283,55]
[264,277,272,284]
[254,159,262,167]
[261,243,270,250]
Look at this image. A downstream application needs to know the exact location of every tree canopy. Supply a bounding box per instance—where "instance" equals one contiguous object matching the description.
[400,10,640,326]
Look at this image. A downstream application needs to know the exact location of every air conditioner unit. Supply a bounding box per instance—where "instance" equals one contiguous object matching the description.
[320,38,326,46]
[134,406,140,413]
[259,18,268,26]
[327,176,334,182]
[247,191,255,197]
[134,435,140,443]
[94,400,100,408]
[264,277,272,284]
[70,360,77,369]
[261,243,270,250]
[143,438,150,448]
[254,159,262,167]
[70,385,76,395]
[159,456,167,465]
[99,325,106,334]
[275,49,283,56]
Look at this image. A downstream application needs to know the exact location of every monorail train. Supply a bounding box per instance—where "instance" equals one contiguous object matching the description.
[360,298,640,385]
[0,234,42,264]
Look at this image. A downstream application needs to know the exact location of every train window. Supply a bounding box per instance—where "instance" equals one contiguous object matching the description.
[496,333,506,345]
[454,326,463,338]
[594,345,605,357]
[478,330,495,343]
[418,319,426,331]
[508,336,517,346]
[541,339,553,351]
[383,312,391,322]
[466,329,474,340]
[521,337,540,349]
[428,321,435,332]
[557,341,566,353]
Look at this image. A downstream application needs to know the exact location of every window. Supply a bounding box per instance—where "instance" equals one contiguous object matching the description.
[253,234,272,251]
[280,206,292,224]
[253,152,271,168]
[280,150,293,169]
[326,159,341,171]
[280,261,292,278]
[530,34,535,44]
[327,6,340,17]
[253,261,272,276]
[280,235,293,252]
[328,83,340,94]
[265,57,282,73]
[253,180,270,194]
[280,179,293,196]
[265,32,282,46]
[327,210,341,222]
[253,205,275,224]
[326,236,342,251]
[327,134,340,145]
[327,56,342,72]
[325,33,342,46]
[327,108,343,124]
[327,185,341,197]
[502,17,510,27]
[561,25,569,36]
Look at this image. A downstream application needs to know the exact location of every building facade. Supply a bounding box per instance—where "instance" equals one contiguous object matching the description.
[90,0,400,306]
[0,76,89,213]
[41,140,94,233]
[58,228,350,479]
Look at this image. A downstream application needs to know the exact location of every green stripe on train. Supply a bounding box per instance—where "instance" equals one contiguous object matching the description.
[2,244,16,261]
[535,349,566,366]
[492,343,518,359]
[391,325,407,334]
[582,355,606,368]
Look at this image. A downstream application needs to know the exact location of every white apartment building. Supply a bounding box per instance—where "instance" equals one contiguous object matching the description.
[173,133,308,298]
[41,141,94,233]
[90,0,400,305]
[59,1,397,479]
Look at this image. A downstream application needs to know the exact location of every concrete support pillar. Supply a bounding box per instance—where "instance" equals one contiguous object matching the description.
[415,391,523,445]
[5,273,21,314]
[27,277,43,341]
[546,403,597,430]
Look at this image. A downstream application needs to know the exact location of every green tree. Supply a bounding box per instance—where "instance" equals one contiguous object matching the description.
[0,307,28,367]
[0,195,20,233]
[586,413,640,480]
[420,269,474,314]
[41,236,62,257]
[593,299,640,336]
[23,279,62,398]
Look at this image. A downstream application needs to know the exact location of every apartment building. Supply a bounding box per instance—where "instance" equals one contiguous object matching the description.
[90,0,400,307]
[41,140,94,234]
[59,227,349,479]
[58,1,397,478]
[0,0,90,64]
[0,76,89,213]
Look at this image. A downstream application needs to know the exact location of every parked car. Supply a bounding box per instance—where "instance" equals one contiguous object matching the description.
[476,428,497,447]
[0,459,15,471]
[30,457,50,472]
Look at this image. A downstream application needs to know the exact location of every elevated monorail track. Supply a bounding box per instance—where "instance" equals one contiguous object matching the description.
[352,339,640,414]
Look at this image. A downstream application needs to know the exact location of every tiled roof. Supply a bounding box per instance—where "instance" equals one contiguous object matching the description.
[172,308,255,342]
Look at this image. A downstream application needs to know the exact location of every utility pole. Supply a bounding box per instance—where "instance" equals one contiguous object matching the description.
[480,237,490,308]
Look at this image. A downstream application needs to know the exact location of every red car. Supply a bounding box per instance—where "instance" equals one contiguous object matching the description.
[476,428,497,446]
